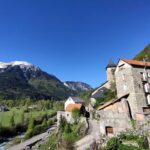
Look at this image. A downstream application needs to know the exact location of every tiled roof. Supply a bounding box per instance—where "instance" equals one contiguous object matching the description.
[97,94,129,110]
[66,104,82,112]
[121,59,150,67]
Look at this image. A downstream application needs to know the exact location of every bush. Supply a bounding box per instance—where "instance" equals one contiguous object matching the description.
[11,136,21,145]
[24,129,33,140]
[106,137,117,150]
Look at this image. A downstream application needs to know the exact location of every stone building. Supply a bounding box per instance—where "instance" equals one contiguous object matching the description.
[115,59,150,120]
[97,58,150,136]
[91,59,116,98]
[97,94,132,136]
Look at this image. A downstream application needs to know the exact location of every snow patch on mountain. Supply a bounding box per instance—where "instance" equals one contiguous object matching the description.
[0,61,39,70]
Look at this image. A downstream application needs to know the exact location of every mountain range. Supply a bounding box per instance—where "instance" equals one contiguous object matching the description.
[0,61,92,100]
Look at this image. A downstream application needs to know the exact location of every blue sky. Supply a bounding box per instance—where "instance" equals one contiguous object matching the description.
[0,0,150,87]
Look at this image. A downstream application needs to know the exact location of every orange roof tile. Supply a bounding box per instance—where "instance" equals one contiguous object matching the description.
[121,59,150,67]
[66,104,82,112]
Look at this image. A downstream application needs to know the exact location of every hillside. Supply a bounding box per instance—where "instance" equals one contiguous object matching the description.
[134,44,150,61]
[0,61,91,100]
[64,81,93,94]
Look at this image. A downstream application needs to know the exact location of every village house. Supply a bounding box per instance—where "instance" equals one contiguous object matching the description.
[57,97,88,126]
[64,96,84,110]
[95,58,150,136]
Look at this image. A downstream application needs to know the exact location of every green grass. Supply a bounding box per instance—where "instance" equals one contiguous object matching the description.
[0,108,56,127]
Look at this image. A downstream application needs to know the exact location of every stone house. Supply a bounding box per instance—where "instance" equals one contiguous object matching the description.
[57,97,89,126]
[97,94,132,136]
[115,59,150,121]
[96,58,150,136]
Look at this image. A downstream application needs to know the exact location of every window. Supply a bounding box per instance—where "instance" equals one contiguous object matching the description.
[106,126,113,135]
[123,85,127,91]
[143,107,150,113]
[143,72,147,81]
[144,83,150,93]
[147,94,150,105]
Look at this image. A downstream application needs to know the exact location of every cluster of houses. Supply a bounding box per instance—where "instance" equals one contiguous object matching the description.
[58,58,150,139]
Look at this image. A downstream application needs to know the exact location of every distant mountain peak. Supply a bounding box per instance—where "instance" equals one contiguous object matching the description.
[0,61,39,70]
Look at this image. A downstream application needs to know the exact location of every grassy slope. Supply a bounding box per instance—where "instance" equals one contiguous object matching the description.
[0,108,55,127]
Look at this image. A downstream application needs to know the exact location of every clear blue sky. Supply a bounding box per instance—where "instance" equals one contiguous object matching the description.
[0,0,150,87]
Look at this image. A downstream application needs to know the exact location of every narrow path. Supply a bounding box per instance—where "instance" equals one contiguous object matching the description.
[75,119,100,150]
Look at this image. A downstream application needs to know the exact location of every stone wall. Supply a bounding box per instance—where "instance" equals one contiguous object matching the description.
[57,111,74,127]
[98,98,132,136]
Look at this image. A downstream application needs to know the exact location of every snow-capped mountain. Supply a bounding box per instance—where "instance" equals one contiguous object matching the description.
[64,81,93,94]
[0,61,73,100]
[0,61,92,100]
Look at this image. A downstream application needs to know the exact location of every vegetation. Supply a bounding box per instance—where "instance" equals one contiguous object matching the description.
[104,132,149,150]
[72,108,81,123]
[134,44,150,61]
[40,116,86,150]
[0,99,63,141]
[0,65,74,100]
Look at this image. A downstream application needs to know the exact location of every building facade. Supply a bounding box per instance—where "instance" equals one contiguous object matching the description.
[115,59,150,120]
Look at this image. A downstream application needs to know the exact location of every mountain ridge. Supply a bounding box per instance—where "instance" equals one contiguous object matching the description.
[0,61,92,100]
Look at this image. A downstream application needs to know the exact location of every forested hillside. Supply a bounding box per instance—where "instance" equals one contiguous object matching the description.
[134,44,150,61]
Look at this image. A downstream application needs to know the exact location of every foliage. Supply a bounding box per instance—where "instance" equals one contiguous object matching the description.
[95,89,117,108]
[39,132,57,150]
[9,113,15,127]
[134,44,150,61]
[80,90,93,102]
[0,100,61,140]
[105,132,150,150]
[106,137,117,150]
[72,108,81,123]
[131,119,136,129]
[11,136,22,145]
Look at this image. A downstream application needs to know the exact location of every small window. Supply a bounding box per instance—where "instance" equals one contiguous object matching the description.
[147,94,150,105]
[106,126,113,135]
[143,107,150,113]
[123,85,127,91]
[144,83,150,93]
[67,114,69,116]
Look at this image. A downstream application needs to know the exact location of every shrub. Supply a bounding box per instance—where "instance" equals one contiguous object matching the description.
[106,137,117,150]
[11,136,21,145]
[24,129,33,140]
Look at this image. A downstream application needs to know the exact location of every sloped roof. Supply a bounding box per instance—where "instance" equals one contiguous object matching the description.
[97,94,129,110]
[70,97,84,103]
[106,59,117,68]
[121,59,150,67]
[66,103,82,112]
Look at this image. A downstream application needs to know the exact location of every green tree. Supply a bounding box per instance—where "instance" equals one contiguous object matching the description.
[72,108,81,124]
